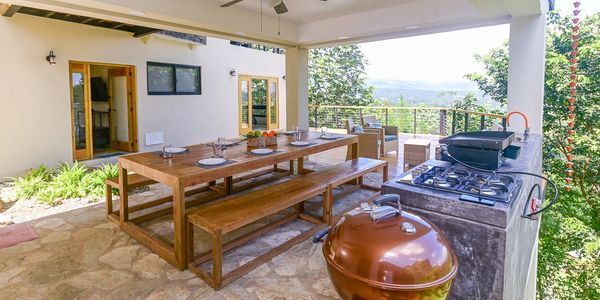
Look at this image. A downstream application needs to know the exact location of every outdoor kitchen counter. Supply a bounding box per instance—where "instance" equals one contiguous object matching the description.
[382,134,543,228]
[382,134,544,300]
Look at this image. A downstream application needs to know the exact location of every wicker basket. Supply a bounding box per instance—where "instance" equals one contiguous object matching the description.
[247,136,277,147]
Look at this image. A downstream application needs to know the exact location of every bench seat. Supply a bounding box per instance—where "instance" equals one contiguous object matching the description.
[187,177,328,289]
[105,173,156,222]
[305,157,388,224]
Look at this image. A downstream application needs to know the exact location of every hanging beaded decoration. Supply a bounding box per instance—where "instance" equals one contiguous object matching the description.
[566,1,581,192]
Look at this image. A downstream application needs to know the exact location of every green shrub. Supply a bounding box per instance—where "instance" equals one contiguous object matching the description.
[82,163,119,197]
[9,162,119,205]
[9,165,52,200]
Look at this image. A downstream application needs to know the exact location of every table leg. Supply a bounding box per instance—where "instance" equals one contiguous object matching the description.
[298,157,305,175]
[173,180,187,270]
[289,160,295,174]
[118,165,129,224]
[224,176,233,194]
[350,142,359,160]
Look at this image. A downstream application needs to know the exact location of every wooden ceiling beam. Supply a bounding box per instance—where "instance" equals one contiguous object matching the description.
[1,4,21,17]
[133,28,162,38]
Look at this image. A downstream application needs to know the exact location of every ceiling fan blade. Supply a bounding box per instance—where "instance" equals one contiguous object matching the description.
[273,0,288,14]
[220,0,245,8]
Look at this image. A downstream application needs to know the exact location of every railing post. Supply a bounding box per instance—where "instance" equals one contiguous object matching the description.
[413,109,417,138]
[385,108,389,126]
[480,115,485,130]
[464,112,469,132]
[502,117,507,131]
[439,110,447,136]
[334,107,339,129]
[359,108,363,121]
[314,106,319,128]
[452,110,457,134]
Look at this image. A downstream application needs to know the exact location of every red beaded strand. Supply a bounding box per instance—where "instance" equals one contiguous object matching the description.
[566,1,581,192]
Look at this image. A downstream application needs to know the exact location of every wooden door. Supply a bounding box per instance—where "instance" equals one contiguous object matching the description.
[108,67,136,152]
[69,63,92,160]
[239,76,252,134]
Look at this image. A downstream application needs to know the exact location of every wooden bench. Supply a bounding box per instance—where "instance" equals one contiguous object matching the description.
[305,157,388,224]
[186,177,328,290]
[105,173,156,222]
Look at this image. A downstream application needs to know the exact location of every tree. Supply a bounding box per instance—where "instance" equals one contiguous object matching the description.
[309,45,374,106]
[464,43,510,106]
[466,11,600,299]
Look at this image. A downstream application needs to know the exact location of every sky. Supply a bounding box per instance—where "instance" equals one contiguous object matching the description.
[360,0,600,84]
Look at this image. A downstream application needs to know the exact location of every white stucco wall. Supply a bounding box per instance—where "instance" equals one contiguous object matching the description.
[0,13,286,178]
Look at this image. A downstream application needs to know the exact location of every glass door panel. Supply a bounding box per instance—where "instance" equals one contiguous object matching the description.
[70,63,91,160]
[268,80,278,129]
[239,77,252,134]
[251,79,268,131]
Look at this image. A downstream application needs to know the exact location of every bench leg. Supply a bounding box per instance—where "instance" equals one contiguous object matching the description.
[212,231,223,289]
[187,221,195,261]
[106,184,113,215]
[289,160,295,174]
[324,187,333,225]
[383,164,389,182]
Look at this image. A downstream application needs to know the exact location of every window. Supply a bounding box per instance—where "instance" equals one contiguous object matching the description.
[147,62,201,95]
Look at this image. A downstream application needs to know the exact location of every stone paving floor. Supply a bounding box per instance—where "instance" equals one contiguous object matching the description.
[0,162,384,299]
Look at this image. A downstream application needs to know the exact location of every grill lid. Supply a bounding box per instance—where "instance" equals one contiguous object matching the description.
[323,205,458,290]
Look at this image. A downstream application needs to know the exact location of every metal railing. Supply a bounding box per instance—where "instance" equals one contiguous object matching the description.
[308,105,506,136]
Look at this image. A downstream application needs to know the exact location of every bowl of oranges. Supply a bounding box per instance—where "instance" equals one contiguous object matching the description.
[245,130,278,147]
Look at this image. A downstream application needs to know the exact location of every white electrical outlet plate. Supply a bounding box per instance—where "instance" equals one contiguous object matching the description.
[145,131,164,146]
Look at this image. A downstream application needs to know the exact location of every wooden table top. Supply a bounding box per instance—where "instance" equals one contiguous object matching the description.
[118,131,358,187]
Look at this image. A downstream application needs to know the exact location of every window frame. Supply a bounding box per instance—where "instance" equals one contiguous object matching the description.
[146,61,202,95]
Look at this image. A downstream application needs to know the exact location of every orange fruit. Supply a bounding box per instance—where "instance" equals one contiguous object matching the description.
[269,130,277,137]
[262,131,269,136]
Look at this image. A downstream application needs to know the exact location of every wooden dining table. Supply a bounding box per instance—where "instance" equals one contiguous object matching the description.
[117,131,359,270]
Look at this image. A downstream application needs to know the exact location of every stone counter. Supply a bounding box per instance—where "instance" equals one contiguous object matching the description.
[382,134,545,300]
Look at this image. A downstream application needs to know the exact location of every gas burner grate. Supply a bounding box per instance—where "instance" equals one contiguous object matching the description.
[411,166,522,203]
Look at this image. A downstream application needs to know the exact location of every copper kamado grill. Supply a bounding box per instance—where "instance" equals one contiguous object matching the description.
[313,194,458,300]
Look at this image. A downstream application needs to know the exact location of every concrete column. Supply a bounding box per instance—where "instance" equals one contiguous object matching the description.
[506,14,547,134]
[285,46,309,130]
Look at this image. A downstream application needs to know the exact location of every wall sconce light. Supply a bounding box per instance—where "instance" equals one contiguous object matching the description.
[46,50,56,65]
[229,69,237,77]
[282,75,287,80]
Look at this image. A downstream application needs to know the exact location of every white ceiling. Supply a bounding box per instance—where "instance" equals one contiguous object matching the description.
[214,0,420,24]
[10,0,548,47]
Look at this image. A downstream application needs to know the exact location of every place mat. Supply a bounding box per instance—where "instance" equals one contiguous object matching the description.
[0,223,38,249]
[154,149,189,157]
[288,142,318,147]
[246,150,283,156]
[196,159,237,169]
[319,135,343,140]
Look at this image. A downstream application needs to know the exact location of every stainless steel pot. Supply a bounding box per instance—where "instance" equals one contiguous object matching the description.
[313,194,458,300]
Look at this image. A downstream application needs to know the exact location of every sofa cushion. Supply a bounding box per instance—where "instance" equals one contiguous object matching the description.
[384,135,398,142]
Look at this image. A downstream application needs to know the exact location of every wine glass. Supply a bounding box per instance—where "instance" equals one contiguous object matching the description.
[321,126,328,137]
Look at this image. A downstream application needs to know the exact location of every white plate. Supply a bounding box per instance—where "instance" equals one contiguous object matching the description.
[166,147,187,154]
[320,135,339,140]
[251,148,274,155]
[198,158,226,166]
[290,141,310,147]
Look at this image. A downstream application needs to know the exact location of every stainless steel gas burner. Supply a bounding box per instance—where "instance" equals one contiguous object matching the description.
[410,166,522,204]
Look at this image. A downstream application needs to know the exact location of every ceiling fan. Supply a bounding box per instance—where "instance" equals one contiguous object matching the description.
[220,0,289,14]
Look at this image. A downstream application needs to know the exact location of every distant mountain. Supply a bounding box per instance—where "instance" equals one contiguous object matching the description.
[366,78,496,108]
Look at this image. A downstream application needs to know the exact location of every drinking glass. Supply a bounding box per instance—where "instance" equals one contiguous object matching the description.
[259,136,267,148]
[321,126,328,137]
[162,144,172,158]
[294,126,300,142]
